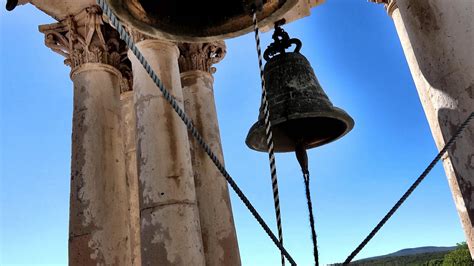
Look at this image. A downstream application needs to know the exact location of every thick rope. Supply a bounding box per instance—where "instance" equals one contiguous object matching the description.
[96,1,297,265]
[252,11,286,266]
[296,145,320,266]
[344,112,474,264]
[303,172,319,266]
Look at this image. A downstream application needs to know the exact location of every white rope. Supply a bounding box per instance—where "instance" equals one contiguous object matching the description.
[252,11,286,266]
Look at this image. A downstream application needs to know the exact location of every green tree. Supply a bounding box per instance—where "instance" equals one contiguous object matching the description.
[426,258,444,266]
[442,242,472,266]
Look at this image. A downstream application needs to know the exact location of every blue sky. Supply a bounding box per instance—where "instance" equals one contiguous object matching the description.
[0,0,466,265]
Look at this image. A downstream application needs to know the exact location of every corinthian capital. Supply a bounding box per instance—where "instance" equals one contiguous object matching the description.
[39,5,131,75]
[178,41,226,74]
[127,27,154,43]
[369,0,398,17]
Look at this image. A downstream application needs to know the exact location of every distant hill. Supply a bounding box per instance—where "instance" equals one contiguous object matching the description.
[386,246,456,257]
[358,246,456,261]
[329,246,457,266]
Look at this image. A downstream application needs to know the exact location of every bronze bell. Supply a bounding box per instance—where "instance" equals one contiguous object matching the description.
[246,24,354,153]
[106,0,298,42]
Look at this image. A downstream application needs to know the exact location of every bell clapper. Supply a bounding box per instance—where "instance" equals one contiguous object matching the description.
[295,142,309,175]
[5,0,18,11]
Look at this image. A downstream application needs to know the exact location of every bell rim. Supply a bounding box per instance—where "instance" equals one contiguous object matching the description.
[106,0,299,42]
[245,108,355,153]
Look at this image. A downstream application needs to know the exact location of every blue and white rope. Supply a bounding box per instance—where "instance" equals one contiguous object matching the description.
[96,0,296,265]
[252,11,285,266]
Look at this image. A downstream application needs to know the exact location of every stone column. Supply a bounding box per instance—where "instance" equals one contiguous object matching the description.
[128,32,206,266]
[39,6,132,265]
[372,0,474,256]
[120,74,142,266]
[178,42,241,266]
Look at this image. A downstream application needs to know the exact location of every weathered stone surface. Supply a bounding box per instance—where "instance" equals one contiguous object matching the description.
[40,6,133,265]
[120,90,141,266]
[181,71,241,266]
[69,63,132,265]
[129,39,206,266]
[382,0,474,257]
[28,0,96,21]
[140,204,205,265]
[179,41,241,266]
[260,0,325,32]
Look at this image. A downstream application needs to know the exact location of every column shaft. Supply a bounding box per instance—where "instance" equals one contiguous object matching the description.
[389,0,474,255]
[120,90,141,266]
[69,63,132,265]
[40,6,135,265]
[182,70,241,266]
[130,39,206,265]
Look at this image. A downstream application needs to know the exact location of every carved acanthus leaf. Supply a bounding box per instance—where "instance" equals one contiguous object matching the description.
[39,5,131,76]
[178,41,226,74]
[369,0,398,17]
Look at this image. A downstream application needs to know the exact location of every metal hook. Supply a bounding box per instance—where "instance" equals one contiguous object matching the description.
[248,0,264,13]
[263,21,302,61]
